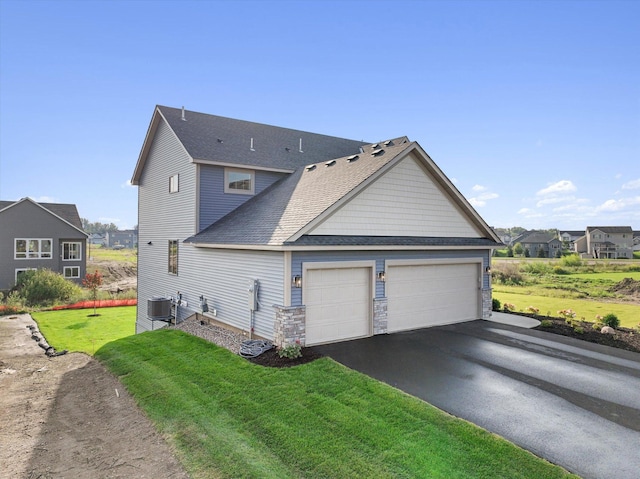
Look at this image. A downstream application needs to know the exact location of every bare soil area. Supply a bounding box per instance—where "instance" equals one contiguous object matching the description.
[0,314,188,479]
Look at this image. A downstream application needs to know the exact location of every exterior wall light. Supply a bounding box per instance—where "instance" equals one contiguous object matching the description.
[485,266,492,274]
[292,275,302,288]
[377,271,386,282]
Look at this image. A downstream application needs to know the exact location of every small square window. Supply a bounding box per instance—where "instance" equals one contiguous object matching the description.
[169,174,179,193]
[224,168,254,195]
[64,266,80,278]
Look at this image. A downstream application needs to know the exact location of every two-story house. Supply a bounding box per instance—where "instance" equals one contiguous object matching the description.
[574,226,634,259]
[513,231,562,258]
[105,229,138,249]
[0,198,88,291]
[131,106,502,346]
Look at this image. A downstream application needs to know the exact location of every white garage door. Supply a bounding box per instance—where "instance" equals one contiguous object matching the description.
[304,265,372,345]
[387,262,479,333]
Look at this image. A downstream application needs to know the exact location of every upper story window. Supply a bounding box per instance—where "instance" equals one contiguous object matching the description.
[224,168,254,195]
[168,240,178,275]
[63,242,82,260]
[15,239,52,259]
[169,174,179,193]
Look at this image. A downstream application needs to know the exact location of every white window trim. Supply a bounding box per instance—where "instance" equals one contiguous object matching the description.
[15,268,37,283]
[14,238,53,260]
[224,168,255,195]
[168,240,178,275]
[62,241,82,261]
[170,173,179,193]
[63,266,80,278]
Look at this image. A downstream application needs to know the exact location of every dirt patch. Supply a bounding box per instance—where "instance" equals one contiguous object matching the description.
[0,314,188,479]
[610,277,640,298]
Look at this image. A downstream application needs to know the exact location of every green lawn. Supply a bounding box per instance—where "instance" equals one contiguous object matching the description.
[87,244,137,264]
[568,271,640,281]
[493,291,639,328]
[32,306,135,355]
[96,330,578,479]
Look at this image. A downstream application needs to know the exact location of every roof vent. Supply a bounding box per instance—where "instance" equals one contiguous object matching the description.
[299,138,303,153]
[306,165,317,172]
[347,154,359,162]
[384,140,393,146]
[371,149,384,156]
[359,147,364,153]
[181,106,186,121]
[250,138,255,151]
[325,160,336,167]
[371,143,379,149]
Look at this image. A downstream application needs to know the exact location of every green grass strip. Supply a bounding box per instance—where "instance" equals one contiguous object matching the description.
[32,305,135,355]
[96,330,579,479]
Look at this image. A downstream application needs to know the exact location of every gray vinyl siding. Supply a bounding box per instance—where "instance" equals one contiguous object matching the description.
[169,247,284,339]
[290,249,491,306]
[0,201,86,291]
[198,165,287,231]
[136,119,198,330]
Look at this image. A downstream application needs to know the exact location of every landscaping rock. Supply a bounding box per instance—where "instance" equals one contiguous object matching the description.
[601,326,615,335]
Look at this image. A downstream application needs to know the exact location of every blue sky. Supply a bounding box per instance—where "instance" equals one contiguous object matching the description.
[1,0,638,231]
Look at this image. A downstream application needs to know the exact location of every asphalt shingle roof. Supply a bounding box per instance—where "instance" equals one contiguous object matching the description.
[287,236,501,247]
[157,106,369,171]
[184,139,413,246]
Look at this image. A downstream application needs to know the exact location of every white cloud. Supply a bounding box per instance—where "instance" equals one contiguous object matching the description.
[33,196,60,203]
[595,196,640,213]
[536,195,576,207]
[622,178,640,190]
[472,184,487,192]
[536,180,577,197]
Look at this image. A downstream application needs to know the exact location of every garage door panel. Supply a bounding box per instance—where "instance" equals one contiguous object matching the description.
[387,263,479,332]
[305,266,371,345]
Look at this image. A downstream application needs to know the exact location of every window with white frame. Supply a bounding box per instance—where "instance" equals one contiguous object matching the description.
[168,240,178,275]
[224,168,254,194]
[63,242,82,260]
[15,239,52,259]
[169,174,179,193]
[63,266,80,278]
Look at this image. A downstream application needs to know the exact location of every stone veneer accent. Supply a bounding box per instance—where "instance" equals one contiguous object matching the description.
[273,305,306,347]
[373,297,388,334]
[482,288,493,319]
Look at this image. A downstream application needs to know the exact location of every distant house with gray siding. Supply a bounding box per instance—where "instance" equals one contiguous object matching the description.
[131,106,502,346]
[105,229,138,248]
[513,231,562,258]
[574,226,634,259]
[0,198,88,291]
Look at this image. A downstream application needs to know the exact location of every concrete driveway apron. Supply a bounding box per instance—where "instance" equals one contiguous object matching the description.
[312,320,640,479]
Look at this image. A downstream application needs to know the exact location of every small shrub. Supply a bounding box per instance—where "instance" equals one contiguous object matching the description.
[557,309,576,321]
[573,326,584,334]
[278,342,302,359]
[601,313,620,329]
[526,306,539,314]
[492,263,524,285]
[521,262,552,275]
[552,266,569,275]
[503,302,516,312]
[540,320,552,328]
[561,254,582,268]
[492,298,501,311]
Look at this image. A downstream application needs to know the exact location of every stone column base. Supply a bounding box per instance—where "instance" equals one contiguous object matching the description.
[273,305,306,347]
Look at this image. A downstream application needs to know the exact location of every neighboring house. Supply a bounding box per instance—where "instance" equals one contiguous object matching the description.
[558,230,583,251]
[106,229,138,248]
[513,231,562,258]
[131,106,502,346]
[0,198,88,291]
[574,226,634,259]
[88,233,106,246]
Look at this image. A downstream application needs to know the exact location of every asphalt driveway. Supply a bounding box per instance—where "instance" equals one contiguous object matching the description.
[312,320,640,479]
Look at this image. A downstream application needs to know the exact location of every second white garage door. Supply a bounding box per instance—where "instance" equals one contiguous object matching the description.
[304,264,372,345]
[387,262,480,333]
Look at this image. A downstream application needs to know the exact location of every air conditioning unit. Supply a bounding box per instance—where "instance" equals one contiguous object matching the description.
[147,297,172,320]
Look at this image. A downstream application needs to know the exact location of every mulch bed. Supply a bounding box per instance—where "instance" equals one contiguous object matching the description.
[247,347,325,367]
[525,314,640,353]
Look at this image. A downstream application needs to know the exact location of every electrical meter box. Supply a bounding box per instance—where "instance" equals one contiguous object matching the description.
[248,279,259,311]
